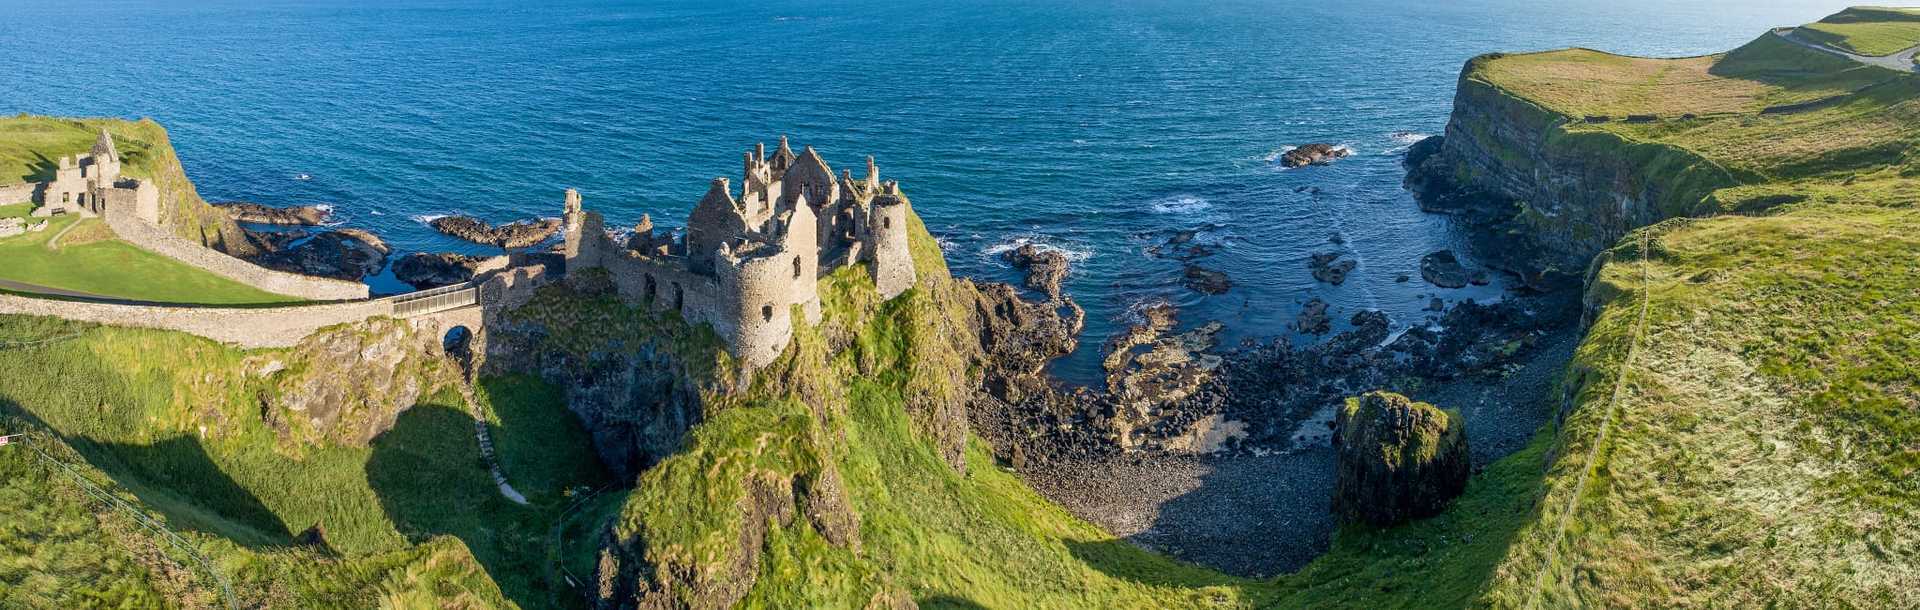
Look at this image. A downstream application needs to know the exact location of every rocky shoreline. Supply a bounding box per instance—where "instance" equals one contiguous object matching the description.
[429,215,561,249]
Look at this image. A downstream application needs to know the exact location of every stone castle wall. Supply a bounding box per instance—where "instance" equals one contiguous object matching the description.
[0,293,392,348]
[0,183,36,205]
[102,197,370,301]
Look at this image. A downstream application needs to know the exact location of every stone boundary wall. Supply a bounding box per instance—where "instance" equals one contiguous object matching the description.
[103,200,369,301]
[0,183,38,205]
[0,294,392,348]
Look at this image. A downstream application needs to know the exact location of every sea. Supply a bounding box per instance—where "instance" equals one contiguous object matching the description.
[0,0,1860,383]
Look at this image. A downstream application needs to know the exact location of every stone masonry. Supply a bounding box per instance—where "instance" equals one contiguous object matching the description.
[563,137,919,367]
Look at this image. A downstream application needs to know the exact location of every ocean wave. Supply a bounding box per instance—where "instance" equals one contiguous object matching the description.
[982,234,1093,264]
[1384,131,1432,154]
[410,213,452,224]
[293,173,312,181]
[1149,194,1211,214]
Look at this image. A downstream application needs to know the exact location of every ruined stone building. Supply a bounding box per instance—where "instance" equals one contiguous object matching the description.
[34,129,160,223]
[562,137,918,366]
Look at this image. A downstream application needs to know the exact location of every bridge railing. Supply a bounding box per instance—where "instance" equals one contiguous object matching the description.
[390,283,479,318]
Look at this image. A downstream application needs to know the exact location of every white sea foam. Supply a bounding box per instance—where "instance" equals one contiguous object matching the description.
[982,235,1093,264]
[1384,131,1432,154]
[1149,194,1210,214]
[293,173,312,181]
[411,213,451,224]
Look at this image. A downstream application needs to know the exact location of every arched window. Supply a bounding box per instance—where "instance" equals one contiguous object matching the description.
[761,304,773,322]
[792,256,803,279]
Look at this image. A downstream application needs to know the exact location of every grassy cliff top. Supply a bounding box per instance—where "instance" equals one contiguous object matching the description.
[1797,6,1920,56]
[1468,26,1919,181]
[0,115,258,256]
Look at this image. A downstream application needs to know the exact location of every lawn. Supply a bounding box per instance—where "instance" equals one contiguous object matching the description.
[0,214,298,304]
[1797,6,1920,56]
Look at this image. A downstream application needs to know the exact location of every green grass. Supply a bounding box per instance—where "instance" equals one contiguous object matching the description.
[0,315,612,608]
[1797,6,1920,56]
[0,214,297,304]
[0,115,257,255]
[1472,32,1920,184]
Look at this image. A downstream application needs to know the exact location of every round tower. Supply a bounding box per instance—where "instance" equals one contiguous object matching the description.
[867,190,917,300]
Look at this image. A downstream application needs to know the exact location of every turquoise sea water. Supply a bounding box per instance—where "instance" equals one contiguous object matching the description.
[0,0,1858,382]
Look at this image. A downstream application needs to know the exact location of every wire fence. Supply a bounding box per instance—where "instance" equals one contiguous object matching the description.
[8,429,241,609]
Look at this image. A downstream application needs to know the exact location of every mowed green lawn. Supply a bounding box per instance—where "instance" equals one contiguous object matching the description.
[0,211,297,304]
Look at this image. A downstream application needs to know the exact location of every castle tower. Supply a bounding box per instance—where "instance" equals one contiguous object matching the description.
[714,198,822,365]
[90,128,121,185]
[867,189,917,299]
[561,188,608,268]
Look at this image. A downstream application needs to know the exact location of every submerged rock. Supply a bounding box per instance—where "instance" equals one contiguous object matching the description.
[1295,298,1332,335]
[1420,250,1470,289]
[1309,252,1357,285]
[1329,391,1470,527]
[215,201,331,225]
[430,215,562,249]
[1182,265,1232,295]
[1280,143,1351,168]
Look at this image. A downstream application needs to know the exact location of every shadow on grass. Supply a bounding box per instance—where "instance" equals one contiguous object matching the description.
[366,401,558,609]
[917,594,991,609]
[0,398,294,548]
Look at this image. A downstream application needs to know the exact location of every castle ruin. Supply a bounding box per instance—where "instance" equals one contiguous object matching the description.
[562,137,918,367]
[33,129,160,224]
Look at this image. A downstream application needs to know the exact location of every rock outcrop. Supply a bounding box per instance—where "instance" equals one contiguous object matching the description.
[1329,391,1470,527]
[250,229,390,280]
[248,318,458,447]
[430,215,562,249]
[393,252,488,289]
[1420,250,1470,289]
[215,201,330,225]
[1401,59,1738,286]
[1182,264,1232,295]
[1001,243,1070,301]
[1280,143,1351,168]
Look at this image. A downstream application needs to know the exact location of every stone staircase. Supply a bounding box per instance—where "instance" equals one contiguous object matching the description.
[453,366,528,505]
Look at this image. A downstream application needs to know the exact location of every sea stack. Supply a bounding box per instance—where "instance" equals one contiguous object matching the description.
[1329,391,1470,527]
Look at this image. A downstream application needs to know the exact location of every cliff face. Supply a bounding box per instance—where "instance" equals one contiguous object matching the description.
[1405,58,1742,286]
[126,119,263,257]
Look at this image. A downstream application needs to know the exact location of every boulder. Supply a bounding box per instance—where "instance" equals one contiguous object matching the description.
[1280,143,1351,168]
[1329,391,1470,527]
[1309,252,1357,285]
[1181,265,1232,295]
[1420,250,1470,289]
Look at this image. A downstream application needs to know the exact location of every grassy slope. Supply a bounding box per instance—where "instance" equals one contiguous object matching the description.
[1474,35,1919,183]
[0,214,296,304]
[1797,6,1920,56]
[0,316,610,608]
[1454,12,1920,608]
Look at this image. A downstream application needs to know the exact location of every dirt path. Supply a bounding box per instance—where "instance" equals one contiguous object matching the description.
[1773,28,1920,73]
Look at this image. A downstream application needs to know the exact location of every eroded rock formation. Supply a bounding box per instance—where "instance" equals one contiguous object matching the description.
[1329,391,1470,527]
[431,215,563,249]
[1280,143,1351,168]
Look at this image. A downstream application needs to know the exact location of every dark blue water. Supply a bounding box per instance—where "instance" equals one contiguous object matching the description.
[0,0,1855,382]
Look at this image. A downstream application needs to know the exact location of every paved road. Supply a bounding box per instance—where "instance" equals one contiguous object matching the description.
[1774,27,1920,73]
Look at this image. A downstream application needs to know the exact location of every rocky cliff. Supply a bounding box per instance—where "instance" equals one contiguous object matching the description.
[1403,57,1743,287]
